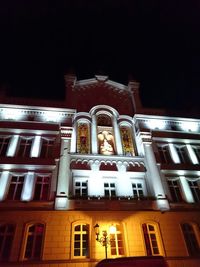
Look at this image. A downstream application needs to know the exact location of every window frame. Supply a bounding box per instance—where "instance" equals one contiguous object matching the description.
[21,222,45,261]
[109,224,124,257]
[0,223,15,261]
[142,222,164,256]
[71,222,90,259]
[181,222,200,256]
[33,174,51,201]
[74,179,88,197]
[39,137,55,158]
[6,174,25,201]
[16,137,33,158]
[157,144,172,164]
[0,136,10,157]
[167,177,183,202]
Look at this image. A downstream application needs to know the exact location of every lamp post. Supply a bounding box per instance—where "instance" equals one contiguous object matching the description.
[94,223,116,259]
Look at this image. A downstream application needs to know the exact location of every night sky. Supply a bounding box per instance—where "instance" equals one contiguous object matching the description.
[0,1,200,111]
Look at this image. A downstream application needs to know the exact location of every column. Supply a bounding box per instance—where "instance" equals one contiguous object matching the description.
[70,124,76,153]
[144,142,169,211]
[0,171,10,201]
[55,133,71,210]
[6,135,20,157]
[179,176,194,203]
[91,115,98,154]
[112,116,123,155]
[144,143,165,198]
[30,135,42,157]
[21,172,35,201]
[168,143,181,163]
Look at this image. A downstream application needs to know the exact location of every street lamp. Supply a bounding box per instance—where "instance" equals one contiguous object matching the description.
[94,223,116,259]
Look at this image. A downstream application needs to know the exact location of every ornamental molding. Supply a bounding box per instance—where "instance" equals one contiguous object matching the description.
[0,104,76,123]
[70,154,145,168]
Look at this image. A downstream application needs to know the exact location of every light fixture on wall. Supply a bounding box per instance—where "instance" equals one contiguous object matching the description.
[94,223,116,259]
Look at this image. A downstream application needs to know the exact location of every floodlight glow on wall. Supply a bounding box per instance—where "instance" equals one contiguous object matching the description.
[147,119,166,130]
[2,108,24,120]
[94,224,116,259]
[181,121,199,132]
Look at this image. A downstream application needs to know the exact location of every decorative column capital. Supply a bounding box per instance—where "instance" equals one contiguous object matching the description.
[138,131,152,144]
[60,127,73,139]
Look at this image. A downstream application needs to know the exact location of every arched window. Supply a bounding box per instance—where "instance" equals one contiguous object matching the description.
[181,223,200,256]
[110,224,124,256]
[0,224,15,261]
[97,114,115,155]
[23,223,45,260]
[142,223,163,256]
[77,123,90,154]
[120,126,135,156]
[72,223,89,258]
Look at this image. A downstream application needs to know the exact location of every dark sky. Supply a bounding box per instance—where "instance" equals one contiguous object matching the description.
[0,1,200,111]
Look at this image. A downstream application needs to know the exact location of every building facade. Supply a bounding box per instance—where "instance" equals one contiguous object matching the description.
[0,74,200,267]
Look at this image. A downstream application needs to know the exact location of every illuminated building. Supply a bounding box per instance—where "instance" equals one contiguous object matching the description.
[0,74,200,266]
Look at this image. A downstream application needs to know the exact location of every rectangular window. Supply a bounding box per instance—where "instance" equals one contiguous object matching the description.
[74,181,88,197]
[0,224,15,261]
[187,180,200,203]
[40,138,54,158]
[104,182,116,197]
[181,223,200,256]
[17,138,32,157]
[0,136,10,157]
[157,145,172,163]
[73,224,89,258]
[167,179,183,202]
[33,175,50,201]
[7,175,24,200]
[193,146,200,163]
[176,146,191,164]
[132,183,144,199]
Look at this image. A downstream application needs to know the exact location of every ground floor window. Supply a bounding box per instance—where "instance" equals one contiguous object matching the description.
[73,223,89,258]
[24,223,44,260]
[0,224,15,261]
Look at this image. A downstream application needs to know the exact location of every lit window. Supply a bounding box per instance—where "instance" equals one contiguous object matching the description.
[181,223,200,256]
[33,175,50,201]
[0,224,15,261]
[40,138,55,158]
[74,181,88,197]
[24,223,44,260]
[120,126,135,156]
[132,183,144,199]
[73,223,89,258]
[7,175,24,200]
[0,136,10,157]
[110,224,124,256]
[157,145,172,164]
[104,182,116,197]
[176,145,191,164]
[142,223,161,256]
[77,123,90,154]
[17,137,33,157]
[167,179,183,202]
[187,179,200,203]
